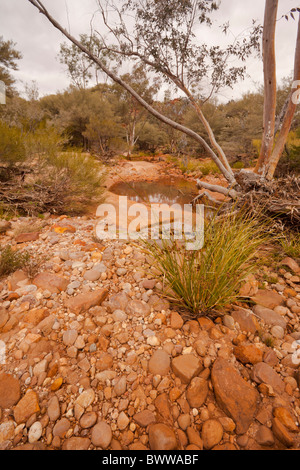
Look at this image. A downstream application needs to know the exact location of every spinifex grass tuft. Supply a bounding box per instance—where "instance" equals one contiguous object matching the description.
[145,209,267,317]
[279,232,300,259]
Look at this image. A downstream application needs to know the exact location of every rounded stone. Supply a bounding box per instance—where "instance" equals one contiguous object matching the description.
[53,418,71,438]
[148,423,178,450]
[47,396,61,422]
[80,412,98,429]
[201,419,223,450]
[91,421,112,449]
[28,421,43,443]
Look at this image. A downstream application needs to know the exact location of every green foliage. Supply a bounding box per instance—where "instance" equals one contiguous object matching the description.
[0,36,22,96]
[144,210,266,316]
[279,232,300,259]
[0,245,30,277]
[0,121,25,164]
[231,161,245,169]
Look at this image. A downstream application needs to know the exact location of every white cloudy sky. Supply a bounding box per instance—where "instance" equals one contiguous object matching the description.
[0,0,299,102]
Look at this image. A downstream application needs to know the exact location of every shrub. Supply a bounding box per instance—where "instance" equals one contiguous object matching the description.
[0,121,25,164]
[144,209,267,317]
[0,245,30,277]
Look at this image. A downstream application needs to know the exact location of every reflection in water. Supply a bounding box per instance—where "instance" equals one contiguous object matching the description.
[109,178,198,206]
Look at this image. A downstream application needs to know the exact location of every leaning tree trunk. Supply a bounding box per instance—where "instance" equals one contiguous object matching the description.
[255,0,278,176]
[266,14,300,180]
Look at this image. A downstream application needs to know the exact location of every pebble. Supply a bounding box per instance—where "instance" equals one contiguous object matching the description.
[1,211,300,452]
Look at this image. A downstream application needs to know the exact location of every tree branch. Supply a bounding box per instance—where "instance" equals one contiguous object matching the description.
[27,0,237,185]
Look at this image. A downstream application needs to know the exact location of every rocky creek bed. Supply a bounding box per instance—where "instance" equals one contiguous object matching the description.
[0,210,299,450]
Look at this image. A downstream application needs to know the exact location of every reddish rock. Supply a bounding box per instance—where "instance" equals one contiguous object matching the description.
[233,344,264,365]
[7,270,29,291]
[148,349,170,376]
[66,289,109,315]
[170,311,184,329]
[231,308,259,334]
[0,309,9,330]
[133,410,156,428]
[91,421,112,449]
[15,232,40,244]
[252,305,286,329]
[272,418,294,448]
[251,289,283,309]
[14,390,40,424]
[62,437,91,450]
[255,425,275,447]
[211,358,259,435]
[186,377,209,408]
[273,407,298,432]
[281,257,300,274]
[154,393,173,425]
[251,362,285,394]
[53,418,71,438]
[33,272,69,294]
[0,373,21,408]
[201,419,223,450]
[148,423,178,450]
[171,354,203,384]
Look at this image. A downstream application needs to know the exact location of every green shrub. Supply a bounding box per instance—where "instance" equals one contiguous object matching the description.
[0,121,25,164]
[0,245,30,277]
[144,210,267,317]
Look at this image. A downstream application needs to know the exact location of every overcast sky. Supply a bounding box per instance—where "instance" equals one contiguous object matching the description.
[0,0,299,102]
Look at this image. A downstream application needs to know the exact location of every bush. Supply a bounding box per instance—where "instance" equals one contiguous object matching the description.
[0,121,25,164]
[0,245,30,277]
[144,210,267,317]
[38,151,106,213]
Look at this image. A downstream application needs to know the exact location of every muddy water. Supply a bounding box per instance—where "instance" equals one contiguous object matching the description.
[109,177,198,206]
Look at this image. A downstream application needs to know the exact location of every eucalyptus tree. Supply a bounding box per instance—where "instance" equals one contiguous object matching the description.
[27,0,300,201]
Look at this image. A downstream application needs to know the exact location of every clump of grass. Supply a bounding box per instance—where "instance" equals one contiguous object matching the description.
[144,210,267,317]
[0,245,30,278]
[13,219,45,236]
[279,232,300,259]
[23,252,48,280]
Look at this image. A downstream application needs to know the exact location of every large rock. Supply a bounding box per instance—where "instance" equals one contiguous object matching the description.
[7,270,29,291]
[211,358,259,435]
[66,289,109,314]
[62,437,91,450]
[231,308,260,334]
[133,410,156,428]
[251,362,285,394]
[125,299,151,317]
[91,421,112,449]
[15,232,40,244]
[252,305,286,329]
[14,390,40,424]
[233,344,264,365]
[148,423,178,450]
[201,419,223,450]
[171,354,203,384]
[281,257,300,274]
[148,349,170,376]
[0,373,21,408]
[186,377,209,408]
[251,289,283,309]
[33,272,69,294]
